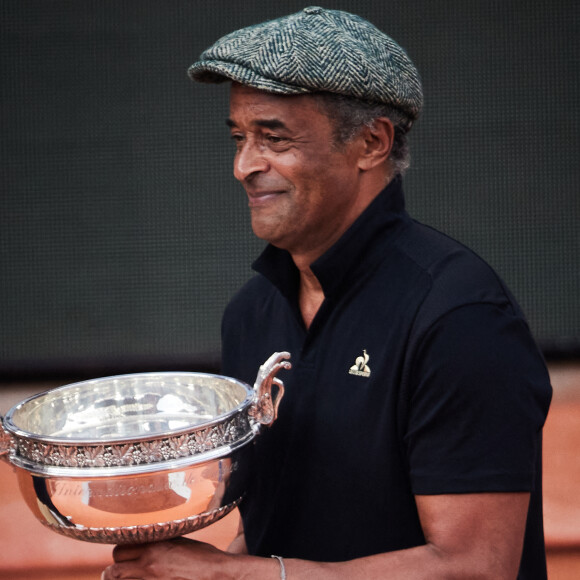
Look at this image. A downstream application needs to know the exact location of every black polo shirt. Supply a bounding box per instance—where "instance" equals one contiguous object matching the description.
[221,177,552,577]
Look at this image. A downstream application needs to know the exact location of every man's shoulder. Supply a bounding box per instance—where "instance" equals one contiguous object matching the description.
[390,220,520,324]
[394,220,492,277]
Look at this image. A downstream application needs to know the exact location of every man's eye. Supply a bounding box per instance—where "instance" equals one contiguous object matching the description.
[230,134,245,148]
[266,135,290,149]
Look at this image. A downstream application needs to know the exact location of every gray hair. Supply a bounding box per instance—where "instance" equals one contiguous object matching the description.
[314,92,413,176]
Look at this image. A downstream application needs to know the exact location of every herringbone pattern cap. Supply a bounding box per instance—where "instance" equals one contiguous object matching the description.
[189,6,423,120]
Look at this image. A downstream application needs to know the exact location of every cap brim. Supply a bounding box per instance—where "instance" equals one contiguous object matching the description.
[188,60,312,95]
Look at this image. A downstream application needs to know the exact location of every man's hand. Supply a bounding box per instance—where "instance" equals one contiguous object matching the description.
[101,536,280,580]
[101,537,235,580]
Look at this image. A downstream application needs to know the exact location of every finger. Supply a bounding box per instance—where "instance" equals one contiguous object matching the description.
[112,542,149,562]
[104,563,141,579]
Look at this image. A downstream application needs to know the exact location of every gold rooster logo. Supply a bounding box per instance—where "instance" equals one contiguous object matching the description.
[349,349,371,377]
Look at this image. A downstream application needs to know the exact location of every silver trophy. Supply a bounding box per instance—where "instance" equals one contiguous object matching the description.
[0,352,291,544]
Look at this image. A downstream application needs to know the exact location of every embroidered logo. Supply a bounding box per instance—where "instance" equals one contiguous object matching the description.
[349,349,371,378]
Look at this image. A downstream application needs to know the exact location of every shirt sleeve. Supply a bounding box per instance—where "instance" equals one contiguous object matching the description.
[405,302,552,495]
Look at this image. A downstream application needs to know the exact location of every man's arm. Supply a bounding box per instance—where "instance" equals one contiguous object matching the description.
[278,492,529,579]
[102,491,529,579]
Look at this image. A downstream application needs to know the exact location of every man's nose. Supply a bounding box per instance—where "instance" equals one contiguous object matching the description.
[233,142,269,182]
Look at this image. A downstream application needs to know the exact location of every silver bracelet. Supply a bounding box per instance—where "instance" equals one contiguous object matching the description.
[271,555,287,580]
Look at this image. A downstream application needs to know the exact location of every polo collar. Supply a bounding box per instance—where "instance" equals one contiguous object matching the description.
[252,176,409,302]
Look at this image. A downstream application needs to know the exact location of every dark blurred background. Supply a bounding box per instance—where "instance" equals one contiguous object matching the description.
[1,0,579,381]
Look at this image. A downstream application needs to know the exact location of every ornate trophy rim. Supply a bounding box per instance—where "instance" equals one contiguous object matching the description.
[2,371,255,475]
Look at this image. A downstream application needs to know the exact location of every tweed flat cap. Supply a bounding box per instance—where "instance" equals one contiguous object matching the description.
[189,6,423,121]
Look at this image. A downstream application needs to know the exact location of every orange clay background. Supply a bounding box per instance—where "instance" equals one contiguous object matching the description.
[1,363,579,580]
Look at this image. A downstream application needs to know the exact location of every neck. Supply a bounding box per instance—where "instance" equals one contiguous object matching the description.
[297,266,324,329]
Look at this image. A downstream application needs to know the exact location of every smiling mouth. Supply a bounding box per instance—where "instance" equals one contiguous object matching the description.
[246,190,285,207]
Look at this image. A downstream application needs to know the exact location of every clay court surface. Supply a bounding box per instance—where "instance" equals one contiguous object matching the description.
[1,363,579,579]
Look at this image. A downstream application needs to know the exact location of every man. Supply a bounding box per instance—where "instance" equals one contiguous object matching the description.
[103,7,552,579]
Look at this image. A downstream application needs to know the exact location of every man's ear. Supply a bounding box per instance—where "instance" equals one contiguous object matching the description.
[357,117,394,171]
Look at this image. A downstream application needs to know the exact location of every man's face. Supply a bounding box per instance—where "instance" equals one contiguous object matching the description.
[227,83,364,258]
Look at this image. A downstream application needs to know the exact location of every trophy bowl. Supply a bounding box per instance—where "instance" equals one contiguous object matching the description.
[0,352,290,544]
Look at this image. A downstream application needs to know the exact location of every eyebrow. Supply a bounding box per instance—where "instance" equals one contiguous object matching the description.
[226,118,288,130]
